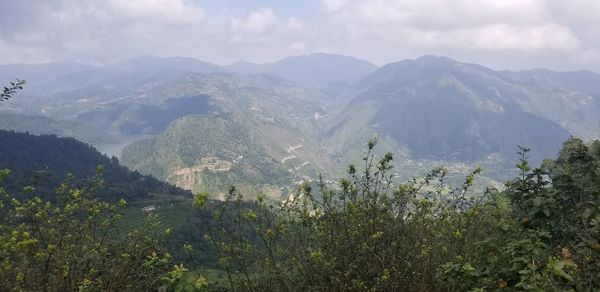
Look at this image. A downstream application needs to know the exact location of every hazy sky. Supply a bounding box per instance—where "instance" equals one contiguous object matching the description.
[1,0,599,71]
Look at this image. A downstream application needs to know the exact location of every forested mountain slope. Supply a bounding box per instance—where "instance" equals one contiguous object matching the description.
[0,130,189,202]
[325,56,583,169]
[0,111,119,146]
[121,115,292,198]
[3,54,600,189]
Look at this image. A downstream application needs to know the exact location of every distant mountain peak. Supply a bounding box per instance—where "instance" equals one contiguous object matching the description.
[415,54,456,62]
[283,52,371,61]
[354,55,497,90]
[111,55,223,71]
[226,52,378,84]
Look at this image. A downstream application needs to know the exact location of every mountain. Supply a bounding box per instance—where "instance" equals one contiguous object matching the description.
[0,111,119,146]
[0,62,93,83]
[110,56,223,73]
[497,69,600,139]
[325,56,573,168]
[0,130,189,202]
[0,56,226,97]
[52,56,226,92]
[5,54,600,190]
[4,57,227,139]
[226,53,378,85]
[115,70,337,181]
[74,94,219,136]
[143,72,333,172]
[0,62,93,93]
[115,71,340,196]
[499,69,600,96]
[225,61,264,75]
[121,114,292,198]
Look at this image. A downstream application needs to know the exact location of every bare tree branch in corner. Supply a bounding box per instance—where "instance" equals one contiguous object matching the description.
[1,79,26,102]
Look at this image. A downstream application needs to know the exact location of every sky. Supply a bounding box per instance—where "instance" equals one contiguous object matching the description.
[0,0,599,71]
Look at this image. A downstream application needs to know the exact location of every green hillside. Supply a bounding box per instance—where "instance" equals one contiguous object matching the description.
[0,111,119,146]
[0,130,189,202]
[121,114,292,198]
[325,56,572,170]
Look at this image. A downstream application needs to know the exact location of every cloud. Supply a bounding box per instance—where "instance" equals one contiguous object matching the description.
[571,49,600,67]
[0,1,289,64]
[321,0,352,12]
[0,39,50,64]
[243,8,275,33]
[287,42,306,54]
[287,18,305,30]
[107,0,205,25]
[326,0,547,28]
[321,0,569,49]
[317,0,595,69]
[446,24,580,52]
[0,0,598,71]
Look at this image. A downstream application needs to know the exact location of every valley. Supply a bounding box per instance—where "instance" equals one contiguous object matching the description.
[4,1,600,289]
[2,53,599,198]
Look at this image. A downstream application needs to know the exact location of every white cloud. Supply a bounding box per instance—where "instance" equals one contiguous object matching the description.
[321,0,352,12]
[107,0,205,25]
[0,39,50,64]
[452,24,580,52]
[0,0,598,71]
[287,18,305,30]
[571,49,600,67]
[548,0,600,23]
[243,8,275,33]
[317,0,592,68]
[287,42,306,54]
[329,0,547,28]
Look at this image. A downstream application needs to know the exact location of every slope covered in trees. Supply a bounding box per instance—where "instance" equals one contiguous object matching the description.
[0,130,189,202]
[0,112,119,146]
[326,56,573,166]
[121,115,292,197]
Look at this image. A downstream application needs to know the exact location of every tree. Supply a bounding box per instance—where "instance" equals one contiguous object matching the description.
[196,138,577,291]
[504,139,600,290]
[541,138,600,289]
[182,137,600,291]
[0,168,184,291]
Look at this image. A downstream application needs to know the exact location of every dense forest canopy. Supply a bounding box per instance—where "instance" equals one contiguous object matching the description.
[0,130,189,202]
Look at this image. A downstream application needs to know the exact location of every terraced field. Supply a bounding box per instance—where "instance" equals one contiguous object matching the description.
[114,195,192,237]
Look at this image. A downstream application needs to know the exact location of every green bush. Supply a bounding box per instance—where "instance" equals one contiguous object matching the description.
[0,169,182,291]
[196,138,599,291]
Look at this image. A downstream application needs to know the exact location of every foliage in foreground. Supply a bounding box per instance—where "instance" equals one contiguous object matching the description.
[0,168,183,291]
[0,130,190,203]
[196,138,599,291]
[0,136,598,291]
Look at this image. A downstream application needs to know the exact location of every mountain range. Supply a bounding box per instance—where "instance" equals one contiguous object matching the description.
[2,53,599,197]
[226,53,378,85]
